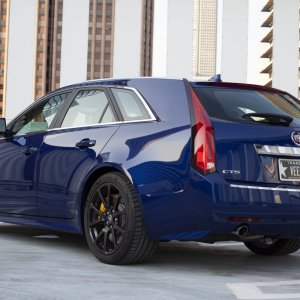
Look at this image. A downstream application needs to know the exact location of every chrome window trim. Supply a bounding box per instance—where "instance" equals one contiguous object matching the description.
[122,119,157,124]
[0,85,158,140]
[48,118,156,132]
[230,184,300,193]
[255,145,300,157]
[48,121,123,132]
[0,118,156,139]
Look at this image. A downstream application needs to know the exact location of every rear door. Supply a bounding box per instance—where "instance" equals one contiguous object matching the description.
[193,85,300,185]
[36,88,121,218]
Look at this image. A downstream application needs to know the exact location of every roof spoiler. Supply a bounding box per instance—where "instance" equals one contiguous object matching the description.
[208,74,222,82]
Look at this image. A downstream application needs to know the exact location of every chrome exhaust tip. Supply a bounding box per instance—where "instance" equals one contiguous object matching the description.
[232,224,249,238]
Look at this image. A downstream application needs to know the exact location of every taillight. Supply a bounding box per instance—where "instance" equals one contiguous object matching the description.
[190,86,216,174]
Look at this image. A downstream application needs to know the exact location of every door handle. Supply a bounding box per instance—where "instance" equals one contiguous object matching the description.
[23,146,38,156]
[76,138,96,150]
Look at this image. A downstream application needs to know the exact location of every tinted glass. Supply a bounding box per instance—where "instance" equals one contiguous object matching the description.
[111,88,150,121]
[0,118,6,133]
[194,87,300,127]
[11,93,69,136]
[61,90,116,128]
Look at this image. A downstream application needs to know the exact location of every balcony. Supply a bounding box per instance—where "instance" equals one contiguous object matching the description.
[261,45,273,59]
[265,79,272,87]
[261,62,272,74]
[262,0,273,12]
[261,29,273,43]
[261,13,273,28]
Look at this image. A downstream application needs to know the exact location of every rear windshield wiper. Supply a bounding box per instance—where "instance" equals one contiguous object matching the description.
[242,113,293,126]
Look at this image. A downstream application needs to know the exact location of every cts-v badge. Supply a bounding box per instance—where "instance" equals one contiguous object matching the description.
[222,170,241,175]
[291,131,300,146]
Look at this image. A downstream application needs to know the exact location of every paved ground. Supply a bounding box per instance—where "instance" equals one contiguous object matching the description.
[0,223,300,300]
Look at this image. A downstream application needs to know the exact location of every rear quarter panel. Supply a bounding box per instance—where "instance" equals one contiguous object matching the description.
[100,79,213,240]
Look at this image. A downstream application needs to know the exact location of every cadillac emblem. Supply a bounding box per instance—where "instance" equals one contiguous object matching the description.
[291,131,300,146]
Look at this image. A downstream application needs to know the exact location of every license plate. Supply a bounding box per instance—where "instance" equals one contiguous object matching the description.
[278,159,300,181]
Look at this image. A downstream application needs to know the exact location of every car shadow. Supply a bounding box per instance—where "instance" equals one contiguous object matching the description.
[0,223,88,250]
[147,240,300,278]
[0,223,299,277]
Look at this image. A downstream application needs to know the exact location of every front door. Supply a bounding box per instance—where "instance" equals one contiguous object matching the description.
[0,92,69,215]
[0,133,44,215]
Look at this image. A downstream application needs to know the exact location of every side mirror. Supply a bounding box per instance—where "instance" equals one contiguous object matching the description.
[0,118,7,135]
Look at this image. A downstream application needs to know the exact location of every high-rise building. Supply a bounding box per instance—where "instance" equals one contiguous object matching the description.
[0,0,8,117]
[140,0,154,76]
[113,0,153,78]
[152,0,264,83]
[87,0,115,80]
[1,0,154,121]
[221,0,249,83]
[152,0,218,80]
[34,0,64,99]
[260,0,299,96]
[193,0,217,79]
[4,0,290,121]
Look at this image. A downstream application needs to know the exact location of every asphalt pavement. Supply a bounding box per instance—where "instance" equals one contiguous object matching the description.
[0,223,300,300]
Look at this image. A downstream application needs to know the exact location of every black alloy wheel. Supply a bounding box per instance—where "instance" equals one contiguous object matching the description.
[84,172,158,265]
[87,182,126,255]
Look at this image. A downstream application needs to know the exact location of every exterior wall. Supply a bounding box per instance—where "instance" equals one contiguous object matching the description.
[5,0,294,121]
[272,0,299,96]
[215,0,223,74]
[166,0,193,78]
[260,0,275,87]
[0,0,9,117]
[152,0,168,77]
[152,0,193,79]
[33,0,49,99]
[221,0,249,83]
[140,0,154,76]
[5,0,37,122]
[193,0,217,79]
[247,0,267,84]
[113,0,143,77]
[87,0,115,80]
[60,0,89,86]
[3,0,154,121]
[46,0,64,92]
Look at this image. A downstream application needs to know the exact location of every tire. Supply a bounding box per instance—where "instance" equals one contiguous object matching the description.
[244,238,300,256]
[84,172,158,265]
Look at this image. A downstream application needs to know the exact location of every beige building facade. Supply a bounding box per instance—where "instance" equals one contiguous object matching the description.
[1,0,154,120]
[193,0,217,80]
[0,0,8,117]
[260,0,299,97]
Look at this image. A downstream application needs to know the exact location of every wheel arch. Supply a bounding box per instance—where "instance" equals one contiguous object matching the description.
[78,165,133,232]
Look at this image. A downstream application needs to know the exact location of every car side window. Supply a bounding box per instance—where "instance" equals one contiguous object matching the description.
[61,89,116,128]
[11,93,69,136]
[111,88,151,121]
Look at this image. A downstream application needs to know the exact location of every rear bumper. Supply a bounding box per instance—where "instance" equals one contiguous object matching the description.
[142,170,300,240]
[212,206,300,238]
[210,181,300,239]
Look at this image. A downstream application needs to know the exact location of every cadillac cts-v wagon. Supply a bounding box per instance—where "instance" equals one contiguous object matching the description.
[0,77,300,264]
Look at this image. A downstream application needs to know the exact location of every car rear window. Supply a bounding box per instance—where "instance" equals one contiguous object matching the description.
[193,86,300,127]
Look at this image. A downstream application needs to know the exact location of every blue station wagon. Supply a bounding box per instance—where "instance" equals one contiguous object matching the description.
[0,77,300,264]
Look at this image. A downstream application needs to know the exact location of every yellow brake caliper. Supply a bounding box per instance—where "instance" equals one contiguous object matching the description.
[99,203,106,218]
